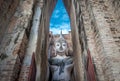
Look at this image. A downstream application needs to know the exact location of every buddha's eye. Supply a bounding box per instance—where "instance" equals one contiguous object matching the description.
[56,43,60,47]
[62,43,66,46]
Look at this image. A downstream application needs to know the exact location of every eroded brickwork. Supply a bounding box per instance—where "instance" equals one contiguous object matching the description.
[0,0,120,81]
[0,0,34,81]
[79,0,120,81]
[108,0,120,55]
[0,0,20,44]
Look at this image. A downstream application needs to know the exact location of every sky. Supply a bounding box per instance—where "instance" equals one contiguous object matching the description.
[50,0,71,34]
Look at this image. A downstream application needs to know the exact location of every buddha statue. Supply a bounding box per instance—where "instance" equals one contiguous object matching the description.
[48,31,74,81]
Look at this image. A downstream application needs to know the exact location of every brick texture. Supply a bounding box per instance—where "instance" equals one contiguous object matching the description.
[0,0,120,81]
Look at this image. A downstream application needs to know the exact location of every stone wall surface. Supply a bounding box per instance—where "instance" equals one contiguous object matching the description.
[108,0,120,56]
[79,0,120,81]
[0,0,120,81]
[78,0,107,81]
[0,0,20,44]
[0,0,34,81]
[90,0,120,81]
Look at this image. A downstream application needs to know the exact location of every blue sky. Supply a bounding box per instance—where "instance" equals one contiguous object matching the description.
[50,0,71,34]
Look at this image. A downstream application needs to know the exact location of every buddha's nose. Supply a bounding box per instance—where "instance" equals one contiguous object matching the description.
[60,46,63,50]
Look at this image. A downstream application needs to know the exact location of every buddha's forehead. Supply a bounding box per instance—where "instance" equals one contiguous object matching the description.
[56,40,66,43]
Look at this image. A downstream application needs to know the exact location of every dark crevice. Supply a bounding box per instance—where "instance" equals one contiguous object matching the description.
[14,33,20,44]
[0,53,8,61]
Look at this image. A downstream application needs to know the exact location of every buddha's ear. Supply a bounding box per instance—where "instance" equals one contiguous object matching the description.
[68,48,73,56]
[50,47,57,57]
[65,49,69,56]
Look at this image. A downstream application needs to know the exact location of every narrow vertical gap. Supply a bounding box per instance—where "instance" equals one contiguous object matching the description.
[48,0,74,81]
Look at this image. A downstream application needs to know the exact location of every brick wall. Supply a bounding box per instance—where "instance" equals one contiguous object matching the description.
[0,0,34,81]
[0,0,20,44]
[0,0,120,81]
[79,0,120,81]
[108,0,120,55]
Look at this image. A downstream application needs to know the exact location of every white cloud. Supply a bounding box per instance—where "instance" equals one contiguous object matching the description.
[50,21,71,35]
[62,29,69,34]
[50,23,70,29]
[50,28,70,34]
[50,28,59,34]
[59,23,70,29]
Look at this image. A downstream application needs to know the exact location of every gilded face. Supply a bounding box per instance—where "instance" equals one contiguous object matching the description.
[55,40,67,52]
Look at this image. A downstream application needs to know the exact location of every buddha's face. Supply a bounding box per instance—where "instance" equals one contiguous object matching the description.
[55,40,67,52]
